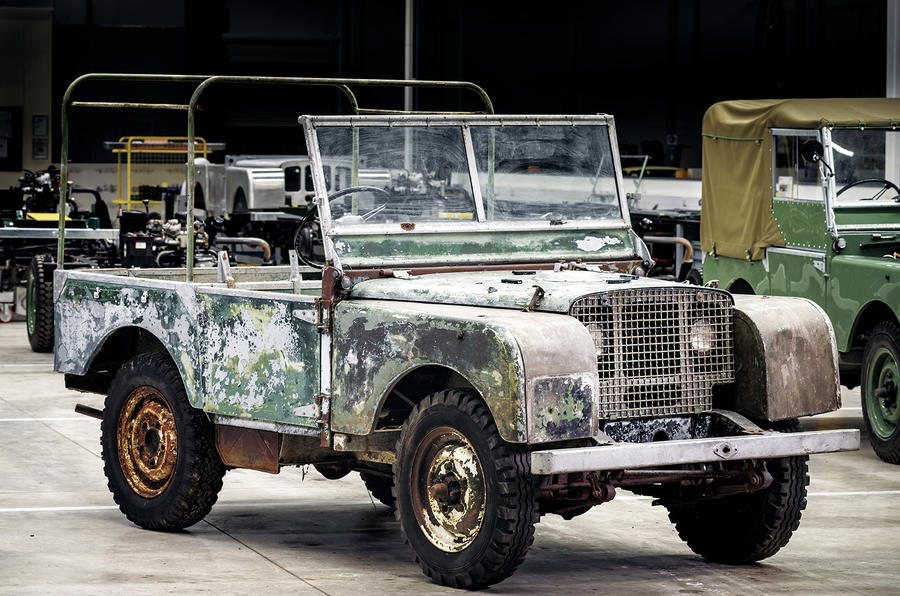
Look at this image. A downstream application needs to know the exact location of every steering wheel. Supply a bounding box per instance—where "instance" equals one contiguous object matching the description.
[293,186,393,268]
[836,178,900,201]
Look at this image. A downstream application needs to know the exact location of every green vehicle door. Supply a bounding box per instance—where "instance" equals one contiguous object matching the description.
[766,130,829,306]
[196,288,321,427]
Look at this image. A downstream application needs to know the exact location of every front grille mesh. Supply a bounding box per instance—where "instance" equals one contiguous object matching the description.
[570,288,734,419]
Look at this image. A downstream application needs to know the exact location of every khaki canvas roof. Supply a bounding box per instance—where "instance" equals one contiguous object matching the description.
[700,98,900,260]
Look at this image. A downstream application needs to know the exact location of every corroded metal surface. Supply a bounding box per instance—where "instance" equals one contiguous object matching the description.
[331,299,598,444]
[330,228,635,269]
[726,294,841,420]
[530,375,596,443]
[349,269,680,313]
[331,300,526,442]
[198,292,319,425]
[54,272,204,404]
[55,269,321,428]
[410,426,486,553]
[117,386,177,498]
[215,425,281,474]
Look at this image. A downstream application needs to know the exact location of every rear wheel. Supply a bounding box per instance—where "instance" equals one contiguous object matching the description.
[360,471,394,508]
[393,389,537,589]
[665,420,808,563]
[26,254,54,352]
[861,321,900,463]
[101,352,225,530]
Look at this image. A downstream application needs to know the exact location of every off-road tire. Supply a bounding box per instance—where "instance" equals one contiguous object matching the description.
[361,471,395,508]
[393,389,537,589]
[101,352,225,530]
[861,321,900,464]
[27,254,54,352]
[665,420,808,564]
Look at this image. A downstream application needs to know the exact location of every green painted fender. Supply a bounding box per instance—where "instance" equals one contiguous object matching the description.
[331,299,598,444]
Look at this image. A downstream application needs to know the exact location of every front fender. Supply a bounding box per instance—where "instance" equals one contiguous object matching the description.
[331,300,598,444]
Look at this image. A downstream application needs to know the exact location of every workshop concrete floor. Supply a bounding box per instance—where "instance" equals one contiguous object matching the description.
[0,321,896,595]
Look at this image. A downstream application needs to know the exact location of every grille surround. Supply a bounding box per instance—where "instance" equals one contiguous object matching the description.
[570,287,734,420]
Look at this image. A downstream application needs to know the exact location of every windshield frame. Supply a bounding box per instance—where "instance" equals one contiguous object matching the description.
[822,126,900,233]
[301,114,631,266]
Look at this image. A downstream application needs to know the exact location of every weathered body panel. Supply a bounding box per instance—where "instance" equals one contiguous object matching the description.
[724,295,841,420]
[55,269,322,427]
[331,227,636,268]
[196,289,319,426]
[331,299,598,443]
[55,271,204,404]
[350,269,679,313]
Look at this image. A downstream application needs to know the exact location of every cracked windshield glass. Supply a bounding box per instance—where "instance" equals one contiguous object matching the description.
[314,123,622,226]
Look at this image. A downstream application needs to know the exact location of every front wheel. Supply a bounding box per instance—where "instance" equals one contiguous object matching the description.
[393,390,537,589]
[861,321,900,463]
[665,421,808,563]
[101,352,225,530]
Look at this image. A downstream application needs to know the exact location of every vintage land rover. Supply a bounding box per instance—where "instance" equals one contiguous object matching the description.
[57,110,858,588]
[701,98,900,464]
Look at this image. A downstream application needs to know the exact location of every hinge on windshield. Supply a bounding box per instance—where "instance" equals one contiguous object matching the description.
[314,297,330,334]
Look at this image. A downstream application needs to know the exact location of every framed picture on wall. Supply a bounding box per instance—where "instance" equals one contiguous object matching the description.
[32,115,49,138]
[32,137,48,160]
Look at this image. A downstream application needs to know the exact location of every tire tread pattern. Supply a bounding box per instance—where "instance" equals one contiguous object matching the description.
[28,254,54,352]
[101,352,225,531]
[862,321,900,464]
[392,390,537,589]
[666,420,808,564]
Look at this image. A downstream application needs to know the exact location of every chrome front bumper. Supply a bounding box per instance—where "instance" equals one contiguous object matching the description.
[530,429,860,475]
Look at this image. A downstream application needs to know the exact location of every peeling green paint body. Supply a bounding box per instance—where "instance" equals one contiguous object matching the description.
[350,269,682,313]
[197,293,319,426]
[54,269,321,428]
[331,299,528,442]
[55,275,204,405]
[331,228,634,268]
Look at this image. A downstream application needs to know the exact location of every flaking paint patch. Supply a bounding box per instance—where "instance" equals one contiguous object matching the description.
[530,373,596,442]
[199,294,319,425]
[575,235,622,252]
[54,279,203,406]
[331,300,528,442]
[54,275,320,427]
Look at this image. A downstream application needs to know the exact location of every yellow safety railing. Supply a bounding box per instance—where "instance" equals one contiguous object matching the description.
[110,136,211,211]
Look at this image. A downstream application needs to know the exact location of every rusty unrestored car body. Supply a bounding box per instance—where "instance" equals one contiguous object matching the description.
[56,113,859,589]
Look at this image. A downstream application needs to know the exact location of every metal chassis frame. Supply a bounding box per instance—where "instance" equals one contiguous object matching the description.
[301,114,632,271]
[57,73,494,280]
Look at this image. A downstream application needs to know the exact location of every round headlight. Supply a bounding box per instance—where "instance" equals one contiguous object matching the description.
[690,319,715,353]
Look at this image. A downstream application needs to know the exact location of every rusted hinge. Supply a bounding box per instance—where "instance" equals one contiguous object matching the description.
[315,392,331,447]
[522,285,545,312]
[314,298,331,334]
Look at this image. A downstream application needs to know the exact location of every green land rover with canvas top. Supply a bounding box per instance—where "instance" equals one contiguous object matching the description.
[701,98,900,464]
[56,85,859,588]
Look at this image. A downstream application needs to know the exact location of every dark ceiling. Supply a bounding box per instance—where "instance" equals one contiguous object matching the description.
[33,0,888,167]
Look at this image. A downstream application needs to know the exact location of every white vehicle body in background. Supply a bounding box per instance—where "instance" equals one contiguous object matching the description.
[192,155,345,217]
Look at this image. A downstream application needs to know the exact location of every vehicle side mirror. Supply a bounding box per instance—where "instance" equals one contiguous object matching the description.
[800,140,824,163]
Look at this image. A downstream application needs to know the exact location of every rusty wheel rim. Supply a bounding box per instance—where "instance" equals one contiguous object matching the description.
[117,386,178,498]
[410,426,486,553]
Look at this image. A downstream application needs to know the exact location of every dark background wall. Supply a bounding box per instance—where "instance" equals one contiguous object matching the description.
[4,0,888,167]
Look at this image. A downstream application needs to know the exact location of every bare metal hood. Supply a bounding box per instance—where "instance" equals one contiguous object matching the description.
[348,269,681,313]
